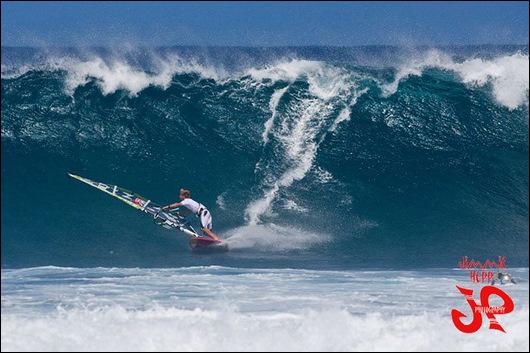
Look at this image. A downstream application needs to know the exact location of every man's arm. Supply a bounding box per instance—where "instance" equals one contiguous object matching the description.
[162,202,182,211]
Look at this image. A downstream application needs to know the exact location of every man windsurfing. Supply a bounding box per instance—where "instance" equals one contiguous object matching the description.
[162,189,220,241]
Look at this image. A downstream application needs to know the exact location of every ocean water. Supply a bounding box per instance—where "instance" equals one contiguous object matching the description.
[1,46,529,351]
[1,267,529,351]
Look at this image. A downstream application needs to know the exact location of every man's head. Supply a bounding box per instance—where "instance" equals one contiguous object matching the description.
[179,188,191,200]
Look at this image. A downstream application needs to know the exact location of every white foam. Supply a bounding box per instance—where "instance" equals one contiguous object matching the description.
[4,50,528,110]
[216,193,227,210]
[0,63,35,79]
[246,59,352,101]
[2,266,529,352]
[383,50,529,110]
[262,86,289,144]
[453,53,529,110]
[245,98,327,225]
[245,59,366,225]
[313,167,334,184]
[246,59,325,83]
[283,200,308,213]
[224,223,327,250]
[64,57,173,96]
[60,55,228,96]
[329,88,369,133]
[329,105,352,132]
[2,306,528,352]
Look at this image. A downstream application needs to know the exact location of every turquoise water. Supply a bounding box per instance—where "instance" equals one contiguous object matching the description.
[2,46,528,268]
[1,45,529,351]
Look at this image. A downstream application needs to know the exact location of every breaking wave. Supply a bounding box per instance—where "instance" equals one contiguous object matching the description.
[1,46,528,268]
[2,266,529,351]
[3,306,529,352]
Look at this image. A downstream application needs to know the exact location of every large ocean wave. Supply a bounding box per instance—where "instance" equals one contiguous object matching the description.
[1,46,528,268]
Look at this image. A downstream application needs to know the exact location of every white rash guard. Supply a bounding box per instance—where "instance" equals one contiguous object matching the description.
[180,198,201,214]
[180,198,212,230]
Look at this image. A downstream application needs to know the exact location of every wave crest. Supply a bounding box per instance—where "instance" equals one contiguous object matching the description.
[383,50,529,110]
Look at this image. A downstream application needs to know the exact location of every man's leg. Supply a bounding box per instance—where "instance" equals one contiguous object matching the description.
[202,227,219,241]
[200,210,219,240]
